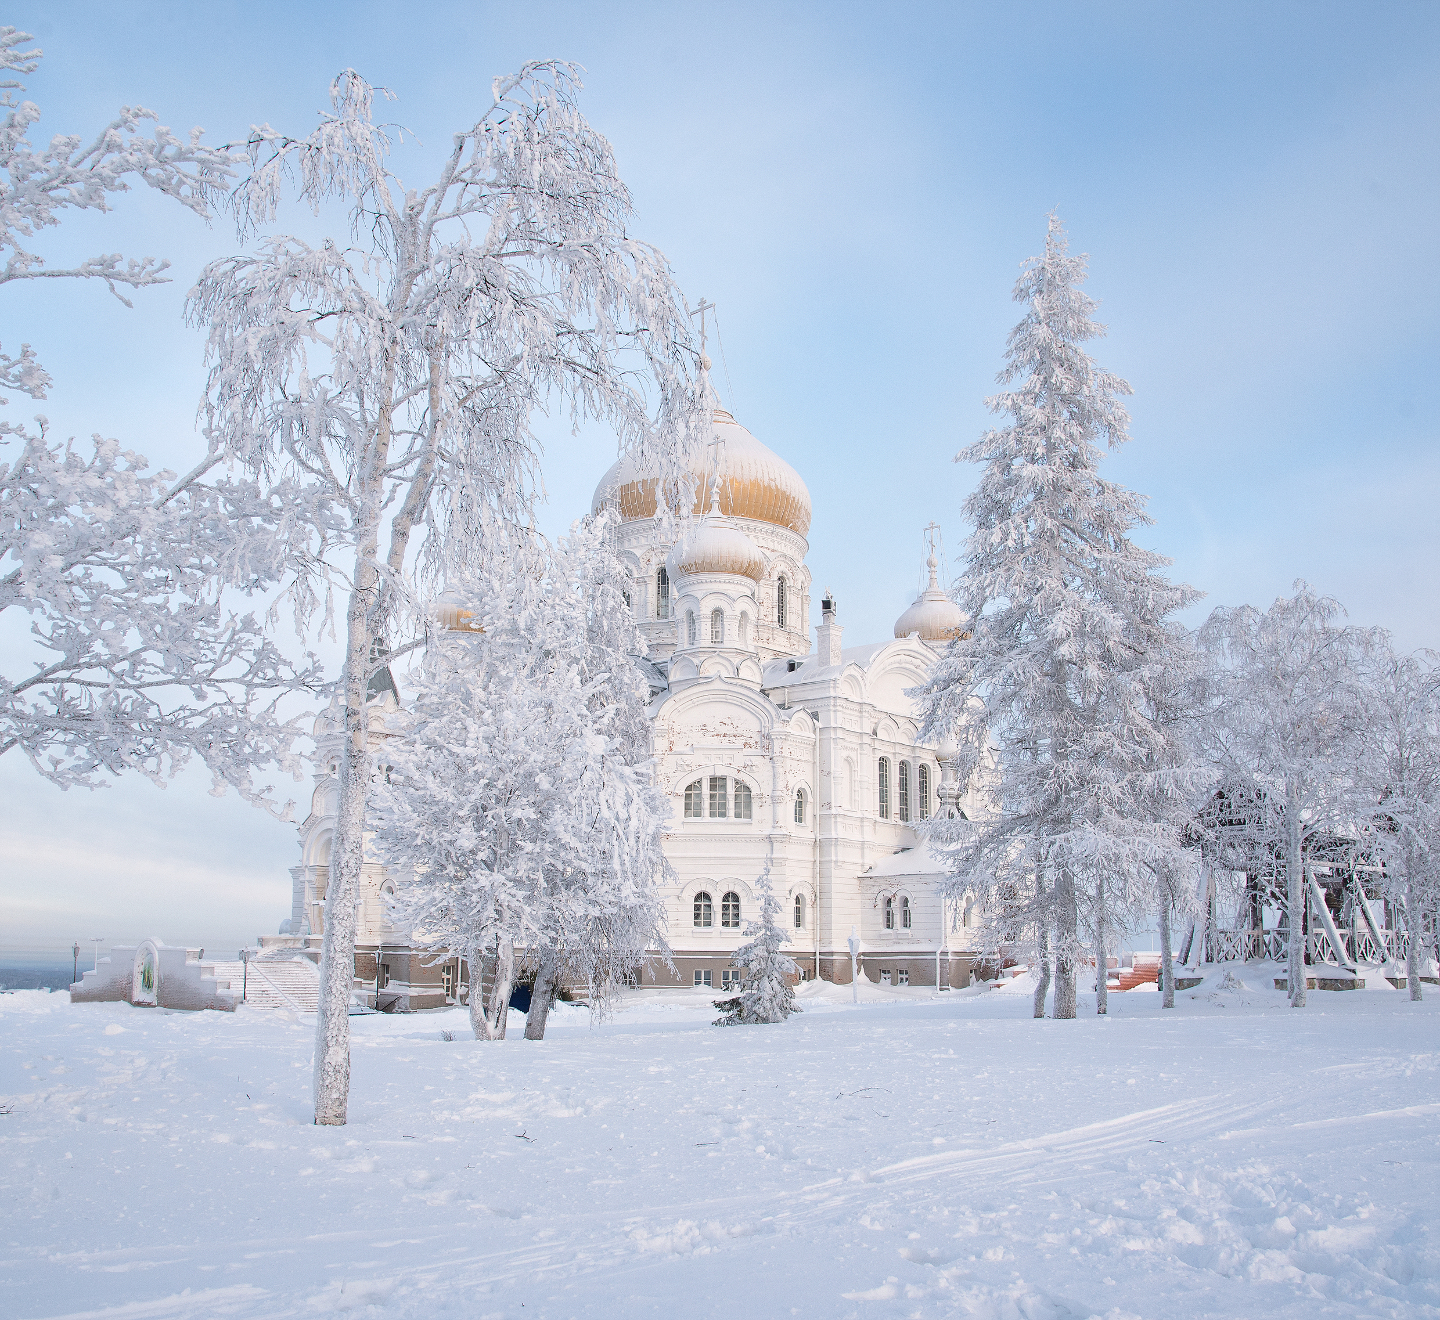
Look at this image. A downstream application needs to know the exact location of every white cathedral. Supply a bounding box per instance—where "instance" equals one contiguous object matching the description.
[285,408,991,1008]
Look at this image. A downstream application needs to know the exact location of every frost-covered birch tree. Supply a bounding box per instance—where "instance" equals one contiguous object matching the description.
[187,66,703,1122]
[374,509,669,1041]
[918,214,1200,1020]
[1195,585,1380,1007]
[712,861,799,1025]
[1356,644,1440,1002]
[1,28,310,802]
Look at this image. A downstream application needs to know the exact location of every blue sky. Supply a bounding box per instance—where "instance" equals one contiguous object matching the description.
[3,1,1437,953]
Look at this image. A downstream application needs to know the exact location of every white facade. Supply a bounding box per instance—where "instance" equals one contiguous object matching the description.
[285,406,992,1001]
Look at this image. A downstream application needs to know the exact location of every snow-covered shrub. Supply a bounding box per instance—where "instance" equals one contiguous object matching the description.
[713,864,800,1026]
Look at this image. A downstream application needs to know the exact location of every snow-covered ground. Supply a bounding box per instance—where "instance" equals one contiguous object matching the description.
[3,968,1436,1320]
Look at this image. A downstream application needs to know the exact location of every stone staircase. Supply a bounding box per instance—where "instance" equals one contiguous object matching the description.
[1114,954,1162,991]
[204,954,321,1011]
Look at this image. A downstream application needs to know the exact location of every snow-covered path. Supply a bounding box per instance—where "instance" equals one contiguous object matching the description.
[2,970,1437,1319]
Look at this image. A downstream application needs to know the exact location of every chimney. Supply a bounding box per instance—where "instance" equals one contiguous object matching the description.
[816,589,842,667]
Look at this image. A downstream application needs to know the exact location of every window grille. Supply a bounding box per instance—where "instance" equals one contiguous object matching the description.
[684,779,704,818]
[777,576,787,629]
[898,761,910,822]
[794,893,805,928]
[877,757,890,819]
[733,779,753,820]
[721,891,742,928]
[708,775,728,818]
[897,968,909,986]
[711,607,724,645]
[656,567,670,619]
[901,896,912,929]
[794,788,806,824]
[884,896,895,930]
[917,764,930,820]
[694,891,714,927]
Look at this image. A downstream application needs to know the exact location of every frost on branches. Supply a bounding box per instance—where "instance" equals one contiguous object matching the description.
[0,29,311,804]
[713,861,800,1026]
[918,214,1200,1021]
[375,509,670,1043]
[1195,586,1382,1008]
[187,65,706,1122]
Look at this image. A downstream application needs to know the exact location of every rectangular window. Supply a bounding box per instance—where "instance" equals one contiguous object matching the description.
[708,775,728,818]
[897,969,909,986]
[880,970,892,986]
[721,968,741,989]
[380,962,391,989]
[693,969,713,988]
[441,964,455,1001]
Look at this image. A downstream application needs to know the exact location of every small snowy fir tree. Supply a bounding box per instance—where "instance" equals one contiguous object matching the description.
[0,28,310,805]
[713,862,800,1026]
[375,508,669,1042]
[918,214,1201,1020]
[1195,585,1380,1007]
[187,65,707,1121]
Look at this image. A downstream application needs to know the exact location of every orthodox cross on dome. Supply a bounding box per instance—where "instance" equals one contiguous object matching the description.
[705,431,727,515]
[689,297,716,371]
[923,521,943,590]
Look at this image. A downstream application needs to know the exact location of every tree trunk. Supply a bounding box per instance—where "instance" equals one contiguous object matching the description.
[1405,872,1423,1003]
[466,946,489,1038]
[1285,781,1306,1008]
[1033,922,1051,1019]
[483,935,515,1040]
[1053,869,1077,1019]
[1159,887,1175,1009]
[313,541,380,1126]
[1094,875,1109,1016]
[525,948,560,1039]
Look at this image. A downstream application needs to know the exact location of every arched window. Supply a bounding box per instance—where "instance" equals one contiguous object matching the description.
[884,896,895,930]
[686,610,697,646]
[964,898,975,928]
[877,757,890,819]
[708,775,728,819]
[917,764,931,820]
[901,895,912,929]
[776,575,788,629]
[711,607,724,645]
[694,891,714,927]
[683,779,704,818]
[794,893,805,928]
[794,788,806,825]
[656,567,670,619]
[846,759,857,809]
[739,614,749,646]
[898,761,911,822]
[721,891,741,928]
[733,779,753,820]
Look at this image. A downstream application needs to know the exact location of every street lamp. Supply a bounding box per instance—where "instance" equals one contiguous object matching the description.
[238,947,251,1002]
[848,925,861,1004]
[72,942,79,986]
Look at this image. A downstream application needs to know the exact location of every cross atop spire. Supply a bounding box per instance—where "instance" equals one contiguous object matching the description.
[706,431,727,515]
[923,522,942,589]
[690,297,716,371]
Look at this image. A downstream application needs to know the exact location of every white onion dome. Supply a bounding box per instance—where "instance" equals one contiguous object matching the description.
[895,552,968,641]
[592,408,811,536]
[666,505,766,583]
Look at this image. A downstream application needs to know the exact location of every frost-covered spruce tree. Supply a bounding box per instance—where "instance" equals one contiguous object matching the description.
[713,861,800,1025]
[918,215,1200,1020]
[1196,586,1379,1007]
[0,28,310,804]
[375,508,669,1042]
[188,67,704,1121]
[1352,642,1439,1001]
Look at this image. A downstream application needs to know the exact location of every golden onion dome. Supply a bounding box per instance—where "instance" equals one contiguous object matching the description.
[895,553,969,642]
[591,408,811,536]
[666,513,766,583]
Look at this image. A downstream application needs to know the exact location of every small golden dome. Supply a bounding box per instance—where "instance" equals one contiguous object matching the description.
[592,409,811,536]
[895,553,968,642]
[666,516,766,583]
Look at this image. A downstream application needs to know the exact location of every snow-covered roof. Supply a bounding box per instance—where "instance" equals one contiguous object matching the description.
[760,639,908,688]
[861,842,952,878]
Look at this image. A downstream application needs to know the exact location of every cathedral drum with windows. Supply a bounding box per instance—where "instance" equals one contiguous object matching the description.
[592,407,993,991]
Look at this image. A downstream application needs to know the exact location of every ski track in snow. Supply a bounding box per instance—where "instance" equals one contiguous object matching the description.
[1,967,1437,1320]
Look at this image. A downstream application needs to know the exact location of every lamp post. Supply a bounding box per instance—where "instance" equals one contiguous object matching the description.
[848,925,860,1004]
[238,947,250,1002]
[72,942,79,986]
